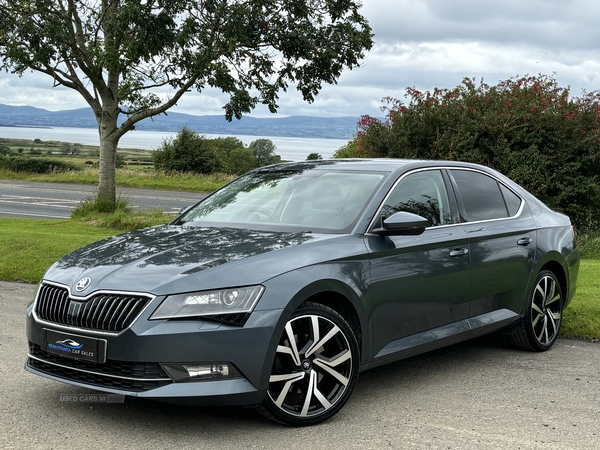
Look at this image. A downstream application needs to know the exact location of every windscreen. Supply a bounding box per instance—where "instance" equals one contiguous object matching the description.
[178,169,385,232]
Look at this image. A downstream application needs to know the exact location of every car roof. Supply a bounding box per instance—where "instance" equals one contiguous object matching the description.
[257,158,496,174]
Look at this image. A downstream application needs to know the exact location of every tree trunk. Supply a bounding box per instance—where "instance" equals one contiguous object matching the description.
[97,108,120,205]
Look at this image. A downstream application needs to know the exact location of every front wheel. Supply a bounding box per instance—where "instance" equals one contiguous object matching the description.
[260,302,359,426]
[509,270,563,351]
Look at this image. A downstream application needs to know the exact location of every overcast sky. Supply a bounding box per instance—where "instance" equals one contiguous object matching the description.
[1,0,599,119]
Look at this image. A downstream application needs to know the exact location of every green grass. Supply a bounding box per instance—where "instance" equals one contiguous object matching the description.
[0,136,233,192]
[0,167,233,192]
[0,219,119,282]
[71,196,177,230]
[577,230,600,259]
[0,206,176,282]
[561,260,600,341]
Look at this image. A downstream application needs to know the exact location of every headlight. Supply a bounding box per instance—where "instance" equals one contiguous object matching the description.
[149,286,264,322]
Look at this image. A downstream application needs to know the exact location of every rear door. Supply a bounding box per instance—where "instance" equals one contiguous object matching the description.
[448,169,537,317]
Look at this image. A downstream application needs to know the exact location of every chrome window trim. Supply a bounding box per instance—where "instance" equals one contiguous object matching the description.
[32,280,156,337]
[366,166,525,234]
[27,354,171,382]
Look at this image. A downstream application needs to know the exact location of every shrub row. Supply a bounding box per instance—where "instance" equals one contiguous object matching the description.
[153,127,280,175]
[0,155,81,173]
[337,75,600,231]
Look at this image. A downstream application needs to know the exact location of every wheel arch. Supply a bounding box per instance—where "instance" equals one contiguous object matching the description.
[539,259,567,303]
[300,290,363,358]
[530,250,569,307]
[281,279,369,363]
[258,271,372,393]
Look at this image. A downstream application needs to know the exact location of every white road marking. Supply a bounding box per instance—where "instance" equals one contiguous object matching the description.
[0,199,76,209]
[0,210,65,219]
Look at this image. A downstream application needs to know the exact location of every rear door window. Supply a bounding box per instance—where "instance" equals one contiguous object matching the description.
[450,169,509,222]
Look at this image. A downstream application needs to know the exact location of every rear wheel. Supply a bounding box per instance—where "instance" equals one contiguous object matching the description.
[509,270,563,351]
[260,302,359,426]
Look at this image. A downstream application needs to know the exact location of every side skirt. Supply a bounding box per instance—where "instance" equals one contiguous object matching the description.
[360,309,518,372]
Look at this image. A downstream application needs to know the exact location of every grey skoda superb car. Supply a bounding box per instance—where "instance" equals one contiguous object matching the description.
[26,159,579,426]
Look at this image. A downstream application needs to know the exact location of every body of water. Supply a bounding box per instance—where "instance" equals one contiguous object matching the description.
[0,126,349,161]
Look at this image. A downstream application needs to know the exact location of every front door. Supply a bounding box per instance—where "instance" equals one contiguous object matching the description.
[367,169,471,357]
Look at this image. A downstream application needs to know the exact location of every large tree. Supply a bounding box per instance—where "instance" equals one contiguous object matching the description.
[0,0,372,204]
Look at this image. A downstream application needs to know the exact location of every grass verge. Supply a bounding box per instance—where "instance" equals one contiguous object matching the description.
[561,259,600,341]
[0,167,233,192]
[577,230,600,259]
[0,219,119,282]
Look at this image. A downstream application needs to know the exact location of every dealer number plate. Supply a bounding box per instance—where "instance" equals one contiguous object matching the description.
[43,329,106,363]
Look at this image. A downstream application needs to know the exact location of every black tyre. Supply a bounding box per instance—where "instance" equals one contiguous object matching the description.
[509,270,563,351]
[260,302,359,426]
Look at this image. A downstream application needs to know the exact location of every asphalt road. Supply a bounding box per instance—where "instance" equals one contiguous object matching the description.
[0,180,206,219]
[1,281,599,449]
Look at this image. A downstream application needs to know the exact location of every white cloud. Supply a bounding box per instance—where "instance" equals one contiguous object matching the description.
[2,0,600,118]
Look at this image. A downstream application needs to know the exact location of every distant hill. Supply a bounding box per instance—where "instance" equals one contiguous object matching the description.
[0,104,363,140]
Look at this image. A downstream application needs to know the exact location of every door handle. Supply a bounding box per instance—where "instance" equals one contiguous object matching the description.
[450,248,469,257]
[517,237,533,246]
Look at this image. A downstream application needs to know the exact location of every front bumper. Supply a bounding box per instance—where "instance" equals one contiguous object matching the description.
[25,291,285,406]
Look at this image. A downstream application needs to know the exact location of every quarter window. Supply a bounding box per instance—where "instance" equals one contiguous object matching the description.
[381,170,452,227]
[500,183,522,216]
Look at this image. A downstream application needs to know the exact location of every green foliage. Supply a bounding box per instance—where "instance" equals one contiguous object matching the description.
[347,75,600,231]
[72,196,131,216]
[334,141,359,158]
[116,153,126,168]
[306,152,323,160]
[0,1,372,118]
[0,155,81,174]
[0,144,10,155]
[577,230,600,259]
[153,127,223,174]
[211,137,255,174]
[0,166,232,193]
[153,128,278,175]
[227,147,256,175]
[71,197,172,231]
[249,138,280,166]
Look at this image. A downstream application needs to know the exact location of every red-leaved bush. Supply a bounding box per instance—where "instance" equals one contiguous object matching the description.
[336,75,600,230]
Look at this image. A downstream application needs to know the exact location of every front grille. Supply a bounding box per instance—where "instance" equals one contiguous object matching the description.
[35,284,152,332]
[28,343,171,392]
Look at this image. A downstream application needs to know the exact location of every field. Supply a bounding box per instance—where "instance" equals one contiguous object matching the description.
[0,136,234,192]
[0,135,154,165]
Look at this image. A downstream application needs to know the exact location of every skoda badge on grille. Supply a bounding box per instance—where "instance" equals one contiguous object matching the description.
[75,277,92,292]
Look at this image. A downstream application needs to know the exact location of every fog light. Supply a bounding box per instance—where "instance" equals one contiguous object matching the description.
[185,363,229,378]
[161,363,241,382]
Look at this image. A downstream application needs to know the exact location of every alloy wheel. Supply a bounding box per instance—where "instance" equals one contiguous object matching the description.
[530,274,562,346]
[264,304,358,425]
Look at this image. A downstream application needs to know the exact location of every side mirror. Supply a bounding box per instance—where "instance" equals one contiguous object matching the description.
[371,211,428,236]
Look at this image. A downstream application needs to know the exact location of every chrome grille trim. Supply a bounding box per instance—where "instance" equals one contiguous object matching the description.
[33,281,156,336]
